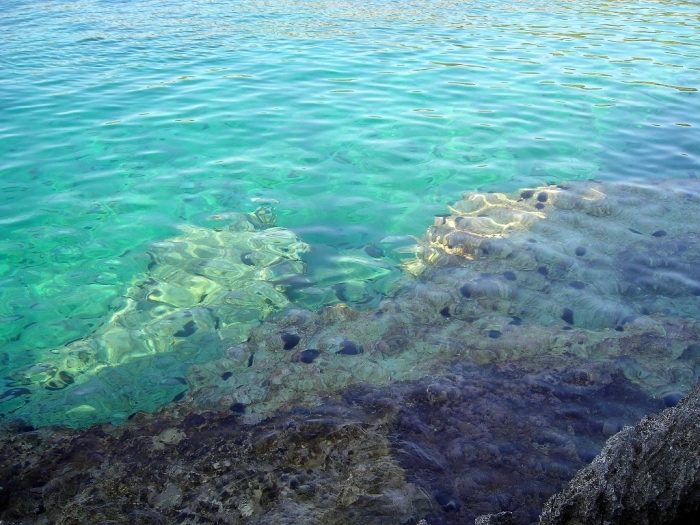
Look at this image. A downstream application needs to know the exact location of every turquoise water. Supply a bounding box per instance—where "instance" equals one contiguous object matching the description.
[1,0,699,427]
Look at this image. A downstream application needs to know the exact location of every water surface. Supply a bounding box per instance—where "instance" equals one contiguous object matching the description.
[1,0,698,426]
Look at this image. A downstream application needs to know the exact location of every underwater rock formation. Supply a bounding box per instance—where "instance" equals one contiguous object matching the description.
[0,208,309,428]
[411,179,700,328]
[0,356,666,525]
[371,358,664,524]
[539,380,700,525]
[185,292,699,420]
[2,178,700,523]
[0,404,428,525]
[5,179,699,430]
[185,182,700,417]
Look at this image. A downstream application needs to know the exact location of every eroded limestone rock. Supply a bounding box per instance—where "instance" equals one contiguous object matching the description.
[539,381,700,525]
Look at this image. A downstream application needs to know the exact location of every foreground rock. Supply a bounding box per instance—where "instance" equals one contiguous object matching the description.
[539,381,700,525]
[0,357,666,524]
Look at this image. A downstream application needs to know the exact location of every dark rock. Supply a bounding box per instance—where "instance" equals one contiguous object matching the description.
[174,320,197,338]
[230,402,246,414]
[680,344,700,361]
[663,392,684,407]
[332,282,348,302]
[0,388,31,401]
[337,340,363,356]
[172,391,186,402]
[540,382,700,525]
[240,252,255,266]
[561,308,574,325]
[363,244,384,258]
[281,333,301,350]
[299,349,321,363]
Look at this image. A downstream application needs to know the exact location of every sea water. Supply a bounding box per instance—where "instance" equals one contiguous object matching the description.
[1,0,698,428]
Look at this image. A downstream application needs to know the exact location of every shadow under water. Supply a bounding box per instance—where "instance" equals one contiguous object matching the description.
[1,177,700,524]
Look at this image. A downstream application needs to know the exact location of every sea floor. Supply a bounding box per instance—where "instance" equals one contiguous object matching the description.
[2,178,700,524]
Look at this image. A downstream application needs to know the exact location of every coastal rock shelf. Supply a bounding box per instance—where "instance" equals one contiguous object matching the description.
[185,179,700,419]
[411,178,700,329]
[0,356,669,525]
[1,178,700,524]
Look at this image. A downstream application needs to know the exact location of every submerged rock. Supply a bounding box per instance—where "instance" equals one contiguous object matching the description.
[0,356,667,525]
[0,393,431,525]
[2,178,700,523]
[0,208,309,428]
[409,179,700,329]
[539,381,700,525]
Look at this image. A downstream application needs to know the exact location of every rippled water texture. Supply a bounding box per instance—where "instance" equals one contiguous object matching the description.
[0,0,699,428]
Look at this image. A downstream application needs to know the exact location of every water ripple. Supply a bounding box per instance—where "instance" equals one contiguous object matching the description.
[0,0,698,426]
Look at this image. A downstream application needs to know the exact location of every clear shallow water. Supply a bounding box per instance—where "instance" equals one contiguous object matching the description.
[0,0,699,427]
